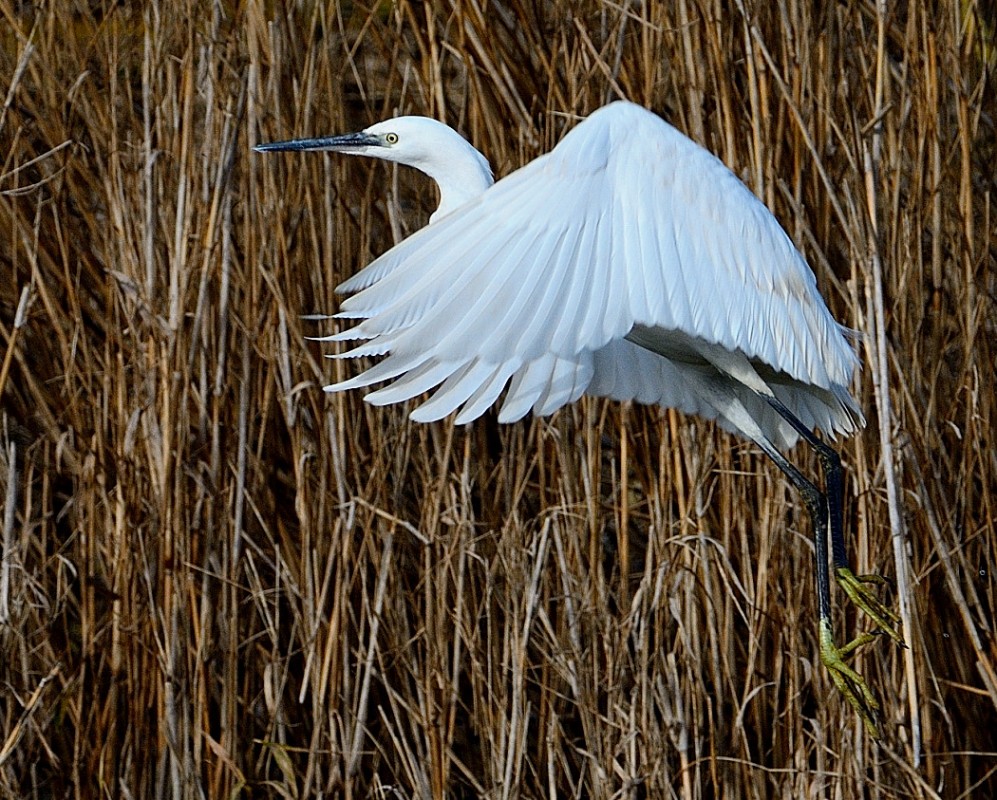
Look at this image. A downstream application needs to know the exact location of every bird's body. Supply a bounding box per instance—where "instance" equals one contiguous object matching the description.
[320,103,861,450]
[256,100,901,735]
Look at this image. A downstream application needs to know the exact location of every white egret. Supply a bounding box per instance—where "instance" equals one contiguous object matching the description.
[255,101,902,735]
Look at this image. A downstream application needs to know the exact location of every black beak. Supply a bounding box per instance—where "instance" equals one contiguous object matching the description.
[253,131,381,153]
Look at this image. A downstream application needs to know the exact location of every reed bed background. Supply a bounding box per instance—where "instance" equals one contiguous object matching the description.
[1,0,994,797]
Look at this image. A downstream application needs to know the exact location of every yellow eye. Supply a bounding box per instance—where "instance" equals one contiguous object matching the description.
[385,132,399,144]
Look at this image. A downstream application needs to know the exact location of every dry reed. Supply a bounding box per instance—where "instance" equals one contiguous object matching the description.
[0,0,994,797]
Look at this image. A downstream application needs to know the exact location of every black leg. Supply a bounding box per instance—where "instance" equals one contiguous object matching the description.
[764,395,903,647]
[764,396,848,569]
[752,433,881,733]
[760,444,833,624]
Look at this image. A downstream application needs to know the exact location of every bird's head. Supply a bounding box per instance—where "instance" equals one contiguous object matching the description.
[255,115,493,221]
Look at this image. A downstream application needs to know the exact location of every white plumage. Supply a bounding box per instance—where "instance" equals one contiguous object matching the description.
[297,102,862,449]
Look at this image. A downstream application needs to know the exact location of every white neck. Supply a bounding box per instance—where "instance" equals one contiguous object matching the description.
[420,150,494,223]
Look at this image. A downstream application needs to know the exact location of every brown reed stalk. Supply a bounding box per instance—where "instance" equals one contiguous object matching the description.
[0,0,994,797]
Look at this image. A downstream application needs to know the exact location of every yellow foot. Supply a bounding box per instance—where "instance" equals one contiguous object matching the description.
[819,618,881,738]
[835,567,905,646]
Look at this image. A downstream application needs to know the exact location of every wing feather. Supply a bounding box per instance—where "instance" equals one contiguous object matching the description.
[498,356,559,422]
[325,351,429,392]
[482,229,568,361]
[364,360,461,406]
[409,360,499,422]
[534,356,591,416]
[548,218,603,353]
[453,364,519,424]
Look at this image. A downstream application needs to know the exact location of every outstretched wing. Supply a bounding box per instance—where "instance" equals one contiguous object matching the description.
[323,101,858,430]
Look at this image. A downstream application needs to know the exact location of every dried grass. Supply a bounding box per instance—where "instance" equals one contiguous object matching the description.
[0,0,994,797]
